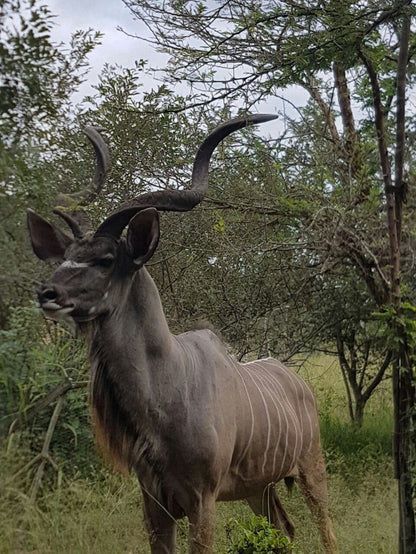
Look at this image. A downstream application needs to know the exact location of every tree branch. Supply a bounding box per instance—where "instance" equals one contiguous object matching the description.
[359,47,399,304]
[363,350,392,402]
[303,75,343,151]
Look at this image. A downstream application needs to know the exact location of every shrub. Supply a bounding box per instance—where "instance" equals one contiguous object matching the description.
[226,515,295,553]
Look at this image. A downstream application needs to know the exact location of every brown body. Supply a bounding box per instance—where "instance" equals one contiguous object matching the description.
[27,115,338,553]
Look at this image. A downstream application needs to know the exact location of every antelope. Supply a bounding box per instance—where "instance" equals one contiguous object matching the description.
[27,115,338,554]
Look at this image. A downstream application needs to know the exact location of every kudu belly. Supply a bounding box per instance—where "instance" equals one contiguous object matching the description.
[217,405,305,501]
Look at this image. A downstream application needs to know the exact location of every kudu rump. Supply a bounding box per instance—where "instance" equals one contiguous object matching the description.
[28,115,337,553]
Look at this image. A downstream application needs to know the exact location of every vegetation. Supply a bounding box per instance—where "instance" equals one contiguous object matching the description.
[122,1,416,545]
[1,355,397,553]
[0,0,414,551]
[226,516,295,553]
[124,0,416,429]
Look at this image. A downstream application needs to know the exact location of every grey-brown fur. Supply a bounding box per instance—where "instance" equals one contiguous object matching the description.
[27,116,338,553]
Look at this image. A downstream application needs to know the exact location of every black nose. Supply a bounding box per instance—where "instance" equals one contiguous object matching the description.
[38,285,60,304]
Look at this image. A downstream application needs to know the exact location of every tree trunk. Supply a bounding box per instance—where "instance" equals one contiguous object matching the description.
[353,398,365,428]
[393,10,415,551]
[395,347,416,554]
[361,8,415,548]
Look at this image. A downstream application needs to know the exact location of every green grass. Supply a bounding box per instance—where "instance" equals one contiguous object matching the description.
[0,354,399,553]
[0,467,398,553]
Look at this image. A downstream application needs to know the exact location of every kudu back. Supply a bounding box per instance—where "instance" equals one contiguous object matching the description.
[27,115,338,554]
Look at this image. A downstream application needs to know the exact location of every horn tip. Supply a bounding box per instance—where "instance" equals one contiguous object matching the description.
[249,113,278,124]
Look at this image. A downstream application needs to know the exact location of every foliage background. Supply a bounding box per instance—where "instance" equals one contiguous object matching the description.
[1,0,414,551]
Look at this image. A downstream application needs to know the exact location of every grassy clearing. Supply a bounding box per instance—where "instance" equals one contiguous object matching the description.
[0,354,398,553]
[0,467,398,553]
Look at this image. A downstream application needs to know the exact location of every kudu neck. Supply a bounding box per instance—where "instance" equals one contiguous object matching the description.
[84,267,178,474]
[127,266,173,350]
[86,266,174,364]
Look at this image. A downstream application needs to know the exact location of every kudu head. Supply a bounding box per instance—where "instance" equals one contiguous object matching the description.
[27,114,276,324]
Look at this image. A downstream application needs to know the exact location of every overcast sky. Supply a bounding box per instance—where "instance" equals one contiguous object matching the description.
[47,0,165,99]
[46,0,306,132]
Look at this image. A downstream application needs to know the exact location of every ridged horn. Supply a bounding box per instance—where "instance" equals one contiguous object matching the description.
[53,208,83,239]
[84,126,110,195]
[54,126,110,237]
[95,114,277,239]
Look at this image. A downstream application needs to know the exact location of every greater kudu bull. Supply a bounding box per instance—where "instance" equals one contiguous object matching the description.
[27,115,338,553]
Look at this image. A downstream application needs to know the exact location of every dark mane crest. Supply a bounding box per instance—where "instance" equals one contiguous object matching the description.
[90,357,137,474]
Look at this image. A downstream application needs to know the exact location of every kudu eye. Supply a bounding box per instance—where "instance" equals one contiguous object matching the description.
[93,255,114,268]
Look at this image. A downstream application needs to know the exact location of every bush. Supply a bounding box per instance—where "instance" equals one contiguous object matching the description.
[0,303,98,481]
[226,515,295,553]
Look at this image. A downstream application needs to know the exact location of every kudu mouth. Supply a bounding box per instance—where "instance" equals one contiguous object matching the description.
[38,298,101,323]
[38,301,75,320]
[37,284,74,319]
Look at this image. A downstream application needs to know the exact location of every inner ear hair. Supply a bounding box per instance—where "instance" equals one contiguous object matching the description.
[27,210,72,261]
[126,208,160,266]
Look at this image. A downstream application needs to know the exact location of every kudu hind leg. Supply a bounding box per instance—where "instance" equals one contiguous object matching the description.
[141,488,177,554]
[247,485,295,540]
[297,455,338,554]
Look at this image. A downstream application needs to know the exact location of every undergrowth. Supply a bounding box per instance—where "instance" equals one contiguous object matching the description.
[226,516,295,553]
[320,409,393,488]
[0,354,399,553]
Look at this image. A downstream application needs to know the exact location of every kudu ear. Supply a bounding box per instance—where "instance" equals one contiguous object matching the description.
[27,209,72,261]
[126,208,160,267]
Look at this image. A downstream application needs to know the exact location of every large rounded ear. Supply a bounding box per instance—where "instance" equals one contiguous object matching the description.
[126,208,160,267]
[27,209,72,261]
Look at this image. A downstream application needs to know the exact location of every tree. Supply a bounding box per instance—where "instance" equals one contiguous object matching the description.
[0,0,102,323]
[0,0,102,476]
[0,0,101,144]
[77,58,407,425]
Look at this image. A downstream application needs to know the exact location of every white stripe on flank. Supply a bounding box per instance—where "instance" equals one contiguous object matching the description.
[243,364,282,475]
[249,364,288,476]
[231,358,255,465]
[239,363,272,475]
[254,362,302,476]
[259,360,304,459]
[300,381,314,452]
[232,356,316,478]
[267,359,315,452]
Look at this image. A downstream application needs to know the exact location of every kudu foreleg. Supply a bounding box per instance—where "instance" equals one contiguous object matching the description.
[141,487,177,554]
[188,494,216,554]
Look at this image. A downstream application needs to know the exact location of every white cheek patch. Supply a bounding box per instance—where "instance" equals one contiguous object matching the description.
[61,260,90,269]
